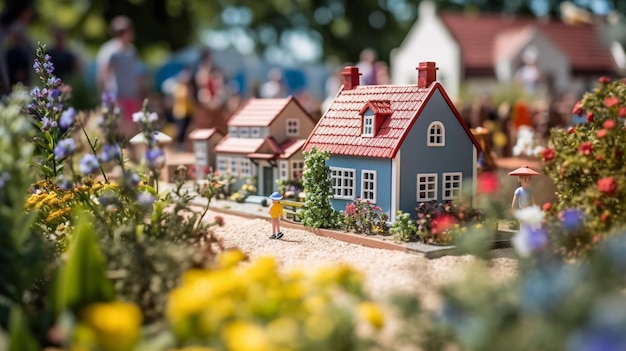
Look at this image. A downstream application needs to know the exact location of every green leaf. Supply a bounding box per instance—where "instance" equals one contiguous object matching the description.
[7,306,39,351]
[53,209,115,314]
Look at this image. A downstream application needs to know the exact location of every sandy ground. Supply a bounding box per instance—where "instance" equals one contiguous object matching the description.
[209,211,519,303]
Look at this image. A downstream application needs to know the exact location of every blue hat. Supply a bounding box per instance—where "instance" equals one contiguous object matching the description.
[269,192,283,200]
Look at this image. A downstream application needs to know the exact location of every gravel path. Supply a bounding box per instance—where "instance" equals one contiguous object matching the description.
[209,211,519,304]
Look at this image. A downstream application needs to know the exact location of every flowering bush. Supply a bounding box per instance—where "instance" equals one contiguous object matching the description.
[415,200,485,245]
[389,210,417,242]
[301,147,342,228]
[343,199,389,235]
[542,77,626,257]
[230,176,257,203]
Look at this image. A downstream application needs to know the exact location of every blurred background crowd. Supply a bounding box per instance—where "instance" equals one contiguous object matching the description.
[1,0,626,159]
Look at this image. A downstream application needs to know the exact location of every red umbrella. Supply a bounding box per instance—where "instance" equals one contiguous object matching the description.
[508,165,540,176]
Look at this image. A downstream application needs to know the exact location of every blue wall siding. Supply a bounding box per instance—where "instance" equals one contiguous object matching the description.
[326,156,393,216]
[398,89,475,215]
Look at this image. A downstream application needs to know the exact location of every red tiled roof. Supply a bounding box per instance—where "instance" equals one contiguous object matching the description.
[303,83,481,158]
[440,12,616,75]
[228,96,311,127]
[214,136,265,154]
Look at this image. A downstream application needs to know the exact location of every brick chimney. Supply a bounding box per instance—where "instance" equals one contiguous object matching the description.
[416,62,438,88]
[341,66,361,90]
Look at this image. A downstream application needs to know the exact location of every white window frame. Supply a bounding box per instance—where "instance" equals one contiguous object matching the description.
[217,156,228,174]
[330,167,356,200]
[363,112,374,137]
[279,160,288,180]
[417,173,438,202]
[427,121,445,146]
[251,127,261,138]
[241,159,251,177]
[361,170,377,203]
[230,158,239,176]
[286,118,299,137]
[238,127,250,138]
[291,159,304,179]
[228,126,238,137]
[442,172,462,200]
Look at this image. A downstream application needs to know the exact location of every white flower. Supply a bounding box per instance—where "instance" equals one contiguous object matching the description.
[132,111,144,123]
[514,205,544,225]
[148,112,158,122]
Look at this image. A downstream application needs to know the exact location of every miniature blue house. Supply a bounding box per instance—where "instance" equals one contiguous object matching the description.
[302,62,482,221]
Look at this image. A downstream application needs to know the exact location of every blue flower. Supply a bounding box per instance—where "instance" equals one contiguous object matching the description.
[43,61,54,74]
[520,264,580,314]
[137,191,156,210]
[99,144,121,163]
[561,209,583,231]
[41,117,57,131]
[145,147,165,169]
[48,88,61,100]
[57,176,73,190]
[568,324,626,351]
[78,154,100,175]
[512,223,548,257]
[33,60,42,73]
[59,108,75,129]
[54,138,75,159]
[124,170,141,188]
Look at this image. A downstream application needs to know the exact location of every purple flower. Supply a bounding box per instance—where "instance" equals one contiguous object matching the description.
[561,209,583,231]
[48,88,61,100]
[145,147,165,169]
[137,191,156,210]
[568,326,626,351]
[79,154,100,175]
[59,108,75,129]
[513,223,548,257]
[41,117,57,131]
[54,138,75,159]
[47,77,61,87]
[30,87,41,98]
[101,91,116,108]
[43,61,54,74]
[124,170,141,188]
[33,60,42,73]
[99,144,121,163]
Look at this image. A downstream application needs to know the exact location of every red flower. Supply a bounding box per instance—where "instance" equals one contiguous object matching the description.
[619,107,626,118]
[477,172,498,194]
[597,129,607,138]
[597,177,617,196]
[601,213,610,222]
[431,215,456,235]
[586,112,594,123]
[604,96,619,108]
[599,76,611,84]
[567,126,576,134]
[595,200,603,208]
[542,202,552,211]
[596,154,604,161]
[603,119,616,129]
[572,101,583,116]
[579,141,593,155]
[542,148,556,161]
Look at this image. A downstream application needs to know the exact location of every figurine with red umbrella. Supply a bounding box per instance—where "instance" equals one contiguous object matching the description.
[509,165,540,210]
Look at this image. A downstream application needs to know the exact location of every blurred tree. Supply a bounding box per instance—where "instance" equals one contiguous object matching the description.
[10,0,626,65]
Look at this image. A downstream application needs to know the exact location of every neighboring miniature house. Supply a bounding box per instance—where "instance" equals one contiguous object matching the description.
[391,1,621,100]
[214,97,317,195]
[302,62,482,221]
[188,128,224,181]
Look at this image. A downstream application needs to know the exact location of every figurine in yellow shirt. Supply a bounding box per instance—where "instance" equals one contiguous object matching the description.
[268,192,284,239]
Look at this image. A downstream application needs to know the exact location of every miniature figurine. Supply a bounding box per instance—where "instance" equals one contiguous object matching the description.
[268,192,284,239]
[509,165,540,209]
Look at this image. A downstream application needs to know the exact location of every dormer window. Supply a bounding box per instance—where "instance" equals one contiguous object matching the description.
[363,110,374,137]
[360,100,392,138]
[427,121,445,146]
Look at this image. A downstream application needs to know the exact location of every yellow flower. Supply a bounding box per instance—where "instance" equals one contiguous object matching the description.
[223,321,271,351]
[267,317,300,348]
[169,348,217,351]
[357,302,385,330]
[46,207,71,223]
[81,302,142,351]
[216,249,247,268]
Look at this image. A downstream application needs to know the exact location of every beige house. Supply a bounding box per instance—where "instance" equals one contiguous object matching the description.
[214,96,317,195]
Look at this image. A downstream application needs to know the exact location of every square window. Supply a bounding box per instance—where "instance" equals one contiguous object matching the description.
[417,173,437,202]
[286,119,299,137]
[330,167,355,200]
[442,172,462,200]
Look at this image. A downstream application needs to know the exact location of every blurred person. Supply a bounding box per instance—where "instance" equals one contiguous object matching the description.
[374,61,390,85]
[45,26,80,81]
[1,1,35,89]
[96,16,144,138]
[260,68,287,98]
[356,48,377,85]
[171,67,194,152]
[193,47,214,104]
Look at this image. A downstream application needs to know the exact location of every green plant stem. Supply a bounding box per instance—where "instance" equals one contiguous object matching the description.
[78,116,109,184]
